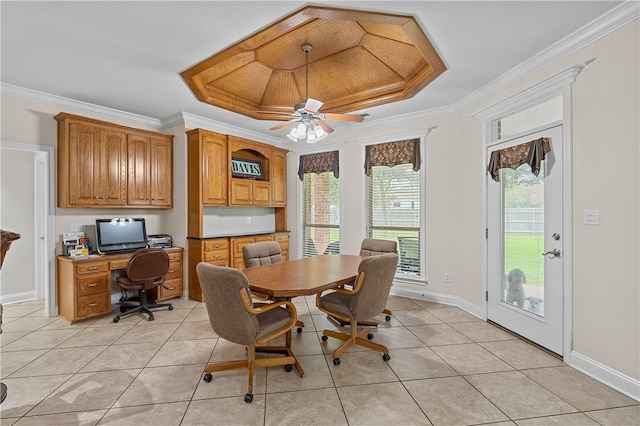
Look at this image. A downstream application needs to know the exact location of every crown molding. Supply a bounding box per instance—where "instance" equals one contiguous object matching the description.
[454,0,639,113]
[0,83,162,129]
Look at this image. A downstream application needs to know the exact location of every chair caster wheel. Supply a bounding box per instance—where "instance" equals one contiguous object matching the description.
[120,306,128,313]
[382,353,391,362]
[113,317,120,323]
[321,335,328,342]
[297,327,302,333]
[367,333,374,340]
[148,315,154,321]
[244,393,253,403]
[284,364,293,373]
[385,315,391,321]
[333,358,341,366]
[203,373,212,382]
[168,305,174,310]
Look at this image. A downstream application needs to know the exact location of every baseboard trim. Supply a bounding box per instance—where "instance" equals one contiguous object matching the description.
[0,291,36,305]
[570,351,640,402]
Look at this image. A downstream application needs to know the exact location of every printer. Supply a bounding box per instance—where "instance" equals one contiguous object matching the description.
[147,234,172,248]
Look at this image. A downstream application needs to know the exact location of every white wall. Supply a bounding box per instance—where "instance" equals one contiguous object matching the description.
[0,15,637,392]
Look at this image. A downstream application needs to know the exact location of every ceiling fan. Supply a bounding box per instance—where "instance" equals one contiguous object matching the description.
[269,44,365,143]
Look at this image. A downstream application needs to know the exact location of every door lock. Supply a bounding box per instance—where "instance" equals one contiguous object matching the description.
[542,249,561,258]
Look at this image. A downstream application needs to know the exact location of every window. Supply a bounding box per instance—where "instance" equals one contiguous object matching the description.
[365,139,423,277]
[299,151,340,257]
[492,95,563,141]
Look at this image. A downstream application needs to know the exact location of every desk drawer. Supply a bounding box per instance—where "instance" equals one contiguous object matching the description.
[77,273,110,296]
[204,250,228,262]
[167,251,183,263]
[166,262,182,280]
[76,262,108,275]
[157,278,182,300]
[109,259,130,270]
[204,240,228,251]
[76,292,110,319]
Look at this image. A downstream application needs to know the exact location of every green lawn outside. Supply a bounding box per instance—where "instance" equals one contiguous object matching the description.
[504,233,544,286]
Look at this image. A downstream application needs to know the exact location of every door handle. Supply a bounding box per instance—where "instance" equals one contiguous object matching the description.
[542,249,561,258]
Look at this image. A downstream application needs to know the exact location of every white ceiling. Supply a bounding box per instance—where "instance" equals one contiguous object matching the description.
[1,1,625,144]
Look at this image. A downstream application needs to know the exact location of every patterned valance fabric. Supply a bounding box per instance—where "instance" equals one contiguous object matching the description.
[364,139,421,176]
[487,137,551,182]
[298,151,339,181]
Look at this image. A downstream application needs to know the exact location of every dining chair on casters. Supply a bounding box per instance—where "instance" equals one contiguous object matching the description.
[242,240,304,333]
[316,253,398,366]
[360,238,397,322]
[196,262,299,403]
[113,248,173,323]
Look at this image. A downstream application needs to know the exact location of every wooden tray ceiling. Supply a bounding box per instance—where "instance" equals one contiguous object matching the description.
[180,5,446,122]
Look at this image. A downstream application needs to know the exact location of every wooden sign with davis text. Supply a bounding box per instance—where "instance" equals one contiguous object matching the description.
[231,158,263,179]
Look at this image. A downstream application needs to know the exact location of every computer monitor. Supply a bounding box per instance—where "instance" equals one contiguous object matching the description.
[95,218,147,254]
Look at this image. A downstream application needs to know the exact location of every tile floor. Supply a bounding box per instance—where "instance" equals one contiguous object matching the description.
[1,296,638,425]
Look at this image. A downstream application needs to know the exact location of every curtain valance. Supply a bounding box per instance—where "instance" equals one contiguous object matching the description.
[364,139,421,176]
[487,137,551,182]
[298,151,339,181]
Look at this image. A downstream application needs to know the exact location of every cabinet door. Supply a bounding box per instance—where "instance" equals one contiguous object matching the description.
[203,133,228,205]
[100,129,128,205]
[127,134,151,206]
[271,149,287,206]
[253,181,271,205]
[69,122,101,205]
[230,179,253,205]
[150,137,172,207]
[231,236,255,269]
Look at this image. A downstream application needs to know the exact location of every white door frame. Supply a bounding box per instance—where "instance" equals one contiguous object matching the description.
[0,141,56,317]
[475,65,582,362]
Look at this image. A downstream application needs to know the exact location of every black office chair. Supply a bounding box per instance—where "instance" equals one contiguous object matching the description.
[113,248,173,322]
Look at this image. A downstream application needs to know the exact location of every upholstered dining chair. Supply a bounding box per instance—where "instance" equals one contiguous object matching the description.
[196,262,298,403]
[316,252,398,365]
[360,238,397,322]
[113,248,173,323]
[242,240,304,333]
[1,229,21,404]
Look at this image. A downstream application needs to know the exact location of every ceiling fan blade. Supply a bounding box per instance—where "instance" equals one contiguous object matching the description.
[270,119,298,131]
[314,119,334,134]
[304,98,324,113]
[323,112,365,122]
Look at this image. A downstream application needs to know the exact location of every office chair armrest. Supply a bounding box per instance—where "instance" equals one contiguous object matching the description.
[239,288,297,317]
[250,291,271,301]
[334,271,366,295]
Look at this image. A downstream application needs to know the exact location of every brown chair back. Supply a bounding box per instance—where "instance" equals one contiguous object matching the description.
[196,263,260,345]
[359,238,397,257]
[242,241,283,268]
[124,248,169,290]
[350,253,398,319]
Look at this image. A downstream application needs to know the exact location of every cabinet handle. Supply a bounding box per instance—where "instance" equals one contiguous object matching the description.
[169,256,176,260]
[94,195,100,199]
[168,270,175,274]
[87,283,98,287]
[87,267,98,271]
[87,303,99,307]
[101,196,106,199]
[214,255,220,259]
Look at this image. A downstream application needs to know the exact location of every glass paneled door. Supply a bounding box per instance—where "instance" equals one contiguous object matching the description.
[487,125,564,355]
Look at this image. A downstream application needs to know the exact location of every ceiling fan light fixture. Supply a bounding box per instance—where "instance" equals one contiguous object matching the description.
[286,120,327,143]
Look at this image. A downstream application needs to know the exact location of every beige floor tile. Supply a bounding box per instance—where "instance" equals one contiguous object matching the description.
[164,298,199,310]
[0,349,47,378]
[450,321,519,342]
[266,354,332,393]
[39,318,96,330]
[385,296,424,311]
[113,322,179,345]
[182,396,266,425]
[584,405,640,425]
[182,307,209,322]
[56,325,132,348]
[407,323,473,346]
[265,388,347,426]
[79,342,163,372]
[387,347,457,380]
[325,351,398,387]
[338,382,430,425]
[429,307,482,323]
[465,371,577,420]
[431,343,515,375]
[146,338,215,367]
[392,308,444,326]
[99,401,188,425]
[134,307,190,324]
[2,329,81,351]
[192,367,267,400]
[167,320,217,341]
[0,317,62,333]
[9,346,106,378]
[113,364,202,407]
[516,412,600,425]
[404,376,509,425]
[15,410,107,425]
[287,329,324,356]
[522,366,638,411]
[368,325,426,349]
[479,340,565,369]
[1,305,46,318]
[0,374,72,418]
[0,331,31,348]
[294,314,315,331]
[28,370,140,416]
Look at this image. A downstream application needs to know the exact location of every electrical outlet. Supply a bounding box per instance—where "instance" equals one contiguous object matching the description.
[444,273,451,283]
[584,210,600,225]
[246,216,252,224]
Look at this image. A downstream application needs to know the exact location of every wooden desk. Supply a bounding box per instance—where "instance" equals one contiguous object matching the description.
[242,254,362,375]
[56,247,184,324]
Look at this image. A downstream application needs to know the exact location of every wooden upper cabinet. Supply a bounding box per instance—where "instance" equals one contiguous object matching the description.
[127,133,173,207]
[55,112,173,208]
[270,148,287,207]
[202,132,228,205]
